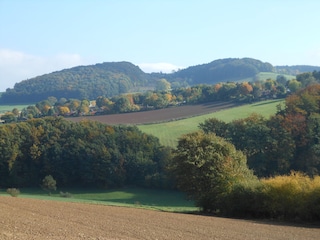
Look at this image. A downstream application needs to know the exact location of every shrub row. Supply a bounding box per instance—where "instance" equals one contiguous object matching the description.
[220,172,320,221]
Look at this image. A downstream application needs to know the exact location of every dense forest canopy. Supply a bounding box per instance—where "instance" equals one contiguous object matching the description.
[0,117,171,188]
[1,57,319,104]
[167,58,274,85]
[0,62,152,103]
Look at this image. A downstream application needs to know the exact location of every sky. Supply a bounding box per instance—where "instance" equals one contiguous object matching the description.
[1,0,320,92]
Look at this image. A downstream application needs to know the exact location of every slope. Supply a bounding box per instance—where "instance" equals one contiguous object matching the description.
[0,61,151,103]
[1,57,318,104]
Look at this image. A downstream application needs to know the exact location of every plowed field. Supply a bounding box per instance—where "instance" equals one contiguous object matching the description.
[68,102,239,125]
[1,197,319,240]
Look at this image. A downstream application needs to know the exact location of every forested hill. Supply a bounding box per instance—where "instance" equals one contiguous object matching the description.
[165,58,274,85]
[1,57,319,103]
[0,62,152,103]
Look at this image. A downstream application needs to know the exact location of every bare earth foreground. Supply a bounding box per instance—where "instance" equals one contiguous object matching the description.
[0,197,319,240]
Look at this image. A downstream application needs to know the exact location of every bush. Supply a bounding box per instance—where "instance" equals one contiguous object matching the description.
[59,191,72,198]
[41,175,57,195]
[306,176,320,220]
[6,188,20,197]
[220,172,320,221]
[220,179,266,218]
[261,171,314,220]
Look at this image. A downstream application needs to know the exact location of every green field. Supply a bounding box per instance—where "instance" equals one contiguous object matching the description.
[0,187,197,212]
[138,99,284,147]
[256,72,295,81]
[237,72,295,83]
[0,104,31,114]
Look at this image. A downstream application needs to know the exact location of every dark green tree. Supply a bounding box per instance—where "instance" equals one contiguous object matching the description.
[41,175,57,195]
[170,131,255,212]
[0,112,17,123]
[112,96,132,113]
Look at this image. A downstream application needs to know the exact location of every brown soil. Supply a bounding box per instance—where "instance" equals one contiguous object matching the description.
[0,197,319,240]
[68,102,239,125]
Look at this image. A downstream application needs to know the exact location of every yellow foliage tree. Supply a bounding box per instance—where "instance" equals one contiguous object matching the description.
[57,106,70,115]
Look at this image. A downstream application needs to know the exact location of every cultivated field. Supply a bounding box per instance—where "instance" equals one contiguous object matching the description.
[68,101,240,125]
[1,197,319,240]
[139,100,283,146]
[68,100,283,147]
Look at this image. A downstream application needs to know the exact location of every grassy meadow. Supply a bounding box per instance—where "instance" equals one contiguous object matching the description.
[236,72,295,83]
[0,187,197,212]
[0,104,31,114]
[138,99,284,147]
[256,72,295,81]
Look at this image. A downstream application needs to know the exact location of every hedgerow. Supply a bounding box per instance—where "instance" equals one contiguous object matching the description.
[221,172,320,221]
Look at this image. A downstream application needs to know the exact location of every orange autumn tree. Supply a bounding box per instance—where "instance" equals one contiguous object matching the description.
[239,82,253,95]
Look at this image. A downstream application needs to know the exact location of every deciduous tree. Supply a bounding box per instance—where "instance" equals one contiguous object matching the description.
[171,131,255,212]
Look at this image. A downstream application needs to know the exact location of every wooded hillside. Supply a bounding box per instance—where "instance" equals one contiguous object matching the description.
[166,58,273,85]
[0,62,152,103]
[1,58,319,104]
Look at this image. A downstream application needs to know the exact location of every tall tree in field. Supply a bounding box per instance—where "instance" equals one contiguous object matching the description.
[170,131,255,212]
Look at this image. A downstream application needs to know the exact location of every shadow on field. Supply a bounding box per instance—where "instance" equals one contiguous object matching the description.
[17,187,195,209]
[244,218,320,229]
[84,188,195,208]
[251,99,283,107]
[185,211,320,229]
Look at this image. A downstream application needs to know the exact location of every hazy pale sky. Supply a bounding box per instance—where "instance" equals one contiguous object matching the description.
[1,0,320,91]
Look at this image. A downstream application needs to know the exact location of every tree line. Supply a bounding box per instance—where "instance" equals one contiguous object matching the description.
[1,75,302,123]
[0,117,171,188]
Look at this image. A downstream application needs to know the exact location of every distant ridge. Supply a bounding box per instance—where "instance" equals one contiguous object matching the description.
[0,58,319,103]
[274,65,320,75]
[166,58,273,85]
[1,61,151,103]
